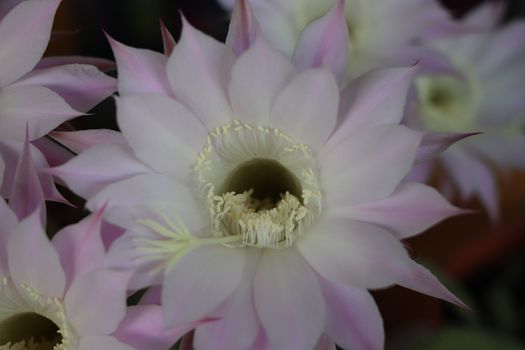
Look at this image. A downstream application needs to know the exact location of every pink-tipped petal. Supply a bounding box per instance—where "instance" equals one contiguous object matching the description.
[254,249,325,350]
[116,94,206,182]
[115,305,190,350]
[0,0,60,87]
[0,85,81,141]
[297,218,412,289]
[397,262,467,309]
[320,277,383,350]
[50,129,126,154]
[160,20,176,56]
[228,36,295,126]
[315,334,337,350]
[330,182,467,239]
[50,144,151,199]
[441,148,499,221]
[12,64,116,112]
[321,125,422,206]
[8,210,66,297]
[226,0,260,55]
[167,17,235,129]
[194,249,261,350]
[52,209,106,287]
[78,336,134,350]
[271,68,338,150]
[31,137,73,167]
[415,131,480,163]
[325,67,417,151]
[107,34,172,96]
[162,245,245,327]
[65,269,130,336]
[293,0,350,84]
[8,134,45,222]
[0,140,68,203]
[36,56,116,72]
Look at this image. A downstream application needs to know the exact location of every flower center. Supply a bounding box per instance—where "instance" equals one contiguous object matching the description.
[0,278,76,350]
[221,158,303,210]
[0,313,61,349]
[195,120,322,248]
[416,74,477,132]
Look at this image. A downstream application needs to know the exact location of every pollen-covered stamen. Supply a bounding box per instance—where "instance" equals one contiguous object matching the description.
[0,278,77,350]
[196,120,322,248]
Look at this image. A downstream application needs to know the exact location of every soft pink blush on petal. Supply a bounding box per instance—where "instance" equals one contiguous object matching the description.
[270,68,338,150]
[0,85,81,142]
[162,245,246,327]
[441,147,498,221]
[65,270,131,336]
[228,35,295,126]
[50,144,152,199]
[31,137,73,167]
[415,131,480,164]
[319,277,384,350]
[8,134,46,222]
[254,249,326,350]
[7,210,66,297]
[36,56,116,72]
[12,64,116,112]
[397,262,467,309]
[52,209,107,288]
[297,218,412,289]
[115,305,190,350]
[166,17,235,130]
[226,0,260,55]
[0,0,60,87]
[0,140,67,203]
[328,182,468,239]
[50,129,126,154]
[107,34,172,96]
[293,0,349,85]
[325,66,417,152]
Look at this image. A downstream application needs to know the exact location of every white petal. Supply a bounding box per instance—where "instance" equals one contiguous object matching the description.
[254,249,325,350]
[8,210,65,297]
[194,249,261,350]
[0,0,59,86]
[297,218,411,288]
[78,336,134,350]
[167,18,234,129]
[86,173,206,234]
[271,68,338,150]
[162,245,245,327]
[65,270,130,336]
[321,125,422,206]
[228,36,295,126]
[116,94,206,182]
